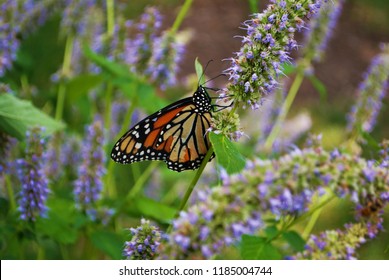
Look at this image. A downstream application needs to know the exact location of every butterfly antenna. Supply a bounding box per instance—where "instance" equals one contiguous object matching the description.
[198,59,214,86]
[203,73,227,86]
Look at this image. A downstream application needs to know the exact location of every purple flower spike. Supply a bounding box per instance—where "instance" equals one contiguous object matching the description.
[225,0,323,108]
[74,116,106,220]
[17,128,49,221]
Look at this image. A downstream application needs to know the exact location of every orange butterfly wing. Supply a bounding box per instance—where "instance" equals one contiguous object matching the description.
[111,87,214,172]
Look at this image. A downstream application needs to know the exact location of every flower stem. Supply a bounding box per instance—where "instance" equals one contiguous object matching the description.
[264,70,304,150]
[170,0,193,34]
[128,161,158,198]
[105,101,136,198]
[104,82,113,133]
[178,147,214,215]
[106,0,115,37]
[302,192,335,239]
[166,146,214,234]
[55,34,74,121]
[5,175,16,212]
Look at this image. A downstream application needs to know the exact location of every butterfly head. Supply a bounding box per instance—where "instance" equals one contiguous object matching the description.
[193,85,212,113]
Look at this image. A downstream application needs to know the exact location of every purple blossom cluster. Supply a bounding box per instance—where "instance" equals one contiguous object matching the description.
[60,0,97,35]
[225,0,324,109]
[16,128,49,221]
[73,116,106,220]
[290,223,371,260]
[123,219,163,260]
[146,32,185,90]
[0,0,59,76]
[160,140,389,259]
[0,1,21,76]
[0,132,16,176]
[124,7,185,89]
[124,7,163,74]
[110,100,131,141]
[41,132,83,183]
[347,43,389,137]
[51,1,105,81]
[299,0,344,74]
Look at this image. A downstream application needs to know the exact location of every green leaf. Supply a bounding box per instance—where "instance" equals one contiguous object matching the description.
[123,196,176,224]
[90,230,124,260]
[282,230,306,252]
[66,74,104,102]
[358,127,381,150]
[114,77,166,114]
[83,46,129,77]
[264,225,279,240]
[282,63,297,75]
[35,199,80,244]
[308,75,328,102]
[209,132,246,174]
[0,94,65,140]
[241,234,282,260]
[195,57,205,85]
[83,46,167,114]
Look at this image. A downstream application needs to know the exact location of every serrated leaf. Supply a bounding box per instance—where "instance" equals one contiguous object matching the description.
[241,235,266,259]
[308,75,328,102]
[282,230,306,252]
[90,230,124,260]
[241,234,282,260]
[195,58,205,85]
[209,132,246,174]
[0,94,65,140]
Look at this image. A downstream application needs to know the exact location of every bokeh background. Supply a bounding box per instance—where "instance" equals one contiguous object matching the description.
[1,0,389,259]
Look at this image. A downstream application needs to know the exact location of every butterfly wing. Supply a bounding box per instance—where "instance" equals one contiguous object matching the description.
[111,97,213,172]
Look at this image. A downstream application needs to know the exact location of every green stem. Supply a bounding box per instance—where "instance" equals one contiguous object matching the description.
[128,162,158,198]
[248,0,259,13]
[105,102,137,198]
[60,244,69,260]
[36,242,45,260]
[178,147,214,214]
[106,0,115,37]
[267,193,336,243]
[102,82,115,198]
[264,70,304,151]
[5,175,16,212]
[55,34,74,121]
[103,0,116,141]
[302,193,336,239]
[171,0,193,34]
[20,75,30,98]
[167,146,214,234]
[110,162,157,225]
[104,82,114,133]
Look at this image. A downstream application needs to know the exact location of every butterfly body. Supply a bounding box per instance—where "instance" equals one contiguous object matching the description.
[111,85,214,172]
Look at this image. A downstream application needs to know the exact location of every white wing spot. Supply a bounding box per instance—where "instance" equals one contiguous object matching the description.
[135,142,142,149]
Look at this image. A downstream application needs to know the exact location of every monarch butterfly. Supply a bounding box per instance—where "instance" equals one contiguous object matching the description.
[111,85,217,172]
